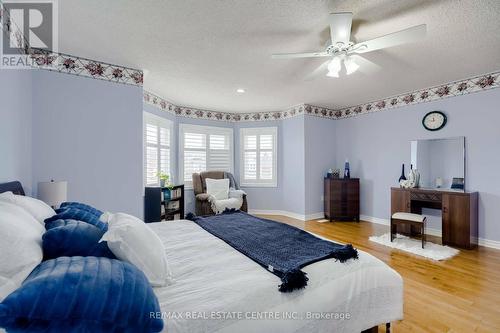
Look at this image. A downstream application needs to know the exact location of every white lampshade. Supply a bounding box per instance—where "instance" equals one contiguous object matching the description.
[38,180,67,208]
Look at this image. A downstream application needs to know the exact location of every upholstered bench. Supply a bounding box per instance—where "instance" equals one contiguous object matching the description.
[391,212,427,248]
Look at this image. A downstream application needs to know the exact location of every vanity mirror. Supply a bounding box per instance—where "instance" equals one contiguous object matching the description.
[410,137,465,191]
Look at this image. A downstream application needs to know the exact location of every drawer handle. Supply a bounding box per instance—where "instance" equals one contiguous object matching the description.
[443,207,448,213]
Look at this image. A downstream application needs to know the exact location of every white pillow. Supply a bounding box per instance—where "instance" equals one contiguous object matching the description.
[205,178,230,200]
[0,199,45,235]
[0,191,55,224]
[99,211,113,223]
[100,213,173,286]
[0,201,44,301]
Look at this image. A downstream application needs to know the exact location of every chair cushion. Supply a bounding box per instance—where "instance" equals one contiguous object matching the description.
[206,178,230,200]
[392,212,426,222]
[200,171,225,191]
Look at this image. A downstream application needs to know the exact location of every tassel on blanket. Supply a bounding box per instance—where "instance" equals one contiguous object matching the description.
[332,244,359,263]
[278,269,309,292]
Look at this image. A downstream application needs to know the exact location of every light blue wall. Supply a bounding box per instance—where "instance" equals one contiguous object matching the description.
[0,70,33,194]
[304,116,336,215]
[234,118,303,214]
[335,88,500,242]
[32,70,144,217]
[280,116,306,214]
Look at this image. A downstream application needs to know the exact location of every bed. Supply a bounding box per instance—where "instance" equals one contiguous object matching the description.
[150,220,403,333]
[0,181,403,333]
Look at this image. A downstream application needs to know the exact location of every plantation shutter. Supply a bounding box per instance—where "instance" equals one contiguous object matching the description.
[144,113,172,186]
[240,127,277,187]
[180,124,234,187]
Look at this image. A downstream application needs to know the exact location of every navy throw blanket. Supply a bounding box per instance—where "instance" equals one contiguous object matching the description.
[187,210,358,292]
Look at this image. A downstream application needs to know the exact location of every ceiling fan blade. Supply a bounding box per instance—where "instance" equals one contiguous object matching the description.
[304,59,331,81]
[329,12,353,45]
[349,55,381,75]
[271,52,329,59]
[352,24,426,54]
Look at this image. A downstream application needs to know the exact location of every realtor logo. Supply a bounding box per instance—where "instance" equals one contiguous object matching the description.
[1,0,58,68]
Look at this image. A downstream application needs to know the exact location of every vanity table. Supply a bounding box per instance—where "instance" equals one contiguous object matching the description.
[391,187,478,249]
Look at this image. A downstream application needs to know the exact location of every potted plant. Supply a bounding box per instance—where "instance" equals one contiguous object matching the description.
[157,172,174,200]
[157,172,171,188]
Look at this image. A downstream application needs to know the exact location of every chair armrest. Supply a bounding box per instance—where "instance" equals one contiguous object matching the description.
[196,193,210,201]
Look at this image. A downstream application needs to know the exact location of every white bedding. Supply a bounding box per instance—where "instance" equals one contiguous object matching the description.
[150,220,403,333]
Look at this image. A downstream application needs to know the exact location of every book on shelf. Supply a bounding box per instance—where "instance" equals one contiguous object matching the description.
[170,188,182,199]
[166,201,180,210]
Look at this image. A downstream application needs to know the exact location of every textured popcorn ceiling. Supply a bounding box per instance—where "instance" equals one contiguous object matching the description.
[59,0,500,113]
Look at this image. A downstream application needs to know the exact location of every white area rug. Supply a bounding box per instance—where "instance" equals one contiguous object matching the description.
[369,233,459,261]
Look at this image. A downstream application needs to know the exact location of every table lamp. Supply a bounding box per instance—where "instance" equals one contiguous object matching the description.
[38,180,67,209]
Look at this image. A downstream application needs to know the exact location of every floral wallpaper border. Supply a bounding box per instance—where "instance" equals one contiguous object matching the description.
[145,70,499,122]
[0,5,143,86]
[28,49,143,86]
[335,70,500,119]
[144,90,338,122]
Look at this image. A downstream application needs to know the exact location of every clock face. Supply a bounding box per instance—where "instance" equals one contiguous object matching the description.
[422,111,447,131]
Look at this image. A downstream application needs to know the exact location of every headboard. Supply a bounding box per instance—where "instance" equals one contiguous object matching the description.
[0,181,25,195]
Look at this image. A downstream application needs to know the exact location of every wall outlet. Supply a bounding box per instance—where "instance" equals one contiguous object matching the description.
[320,195,324,202]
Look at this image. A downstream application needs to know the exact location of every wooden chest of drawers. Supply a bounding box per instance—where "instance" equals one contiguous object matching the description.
[324,178,360,222]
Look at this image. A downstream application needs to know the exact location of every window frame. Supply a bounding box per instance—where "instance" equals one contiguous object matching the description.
[239,126,278,188]
[179,123,234,189]
[143,112,173,187]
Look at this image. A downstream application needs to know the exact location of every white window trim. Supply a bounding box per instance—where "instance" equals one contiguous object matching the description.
[179,123,234,189]
[240,126,278,188]
[143,112,174,186]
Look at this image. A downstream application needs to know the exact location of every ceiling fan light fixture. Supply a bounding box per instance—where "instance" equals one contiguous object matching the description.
[327,57,341,77]
[344,57,360,75]
[326,70,339,78]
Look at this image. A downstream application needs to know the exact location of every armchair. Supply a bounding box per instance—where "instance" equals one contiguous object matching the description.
[192,171,248,216]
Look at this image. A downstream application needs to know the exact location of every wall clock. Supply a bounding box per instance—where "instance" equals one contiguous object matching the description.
[422,111,447,131]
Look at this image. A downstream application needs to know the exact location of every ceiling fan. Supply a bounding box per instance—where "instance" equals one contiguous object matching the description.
[272,12,426,78]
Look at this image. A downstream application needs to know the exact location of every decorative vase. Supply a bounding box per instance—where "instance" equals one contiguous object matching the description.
[344,160,350,179]
[163,188,171,201]
[398,164,407,183]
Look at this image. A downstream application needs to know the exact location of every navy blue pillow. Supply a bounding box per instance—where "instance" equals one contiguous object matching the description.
[0,257,164,333]
[59,202,104,217]
[45,207,107,231]
[42,220,116,260]
[45,218,80,230]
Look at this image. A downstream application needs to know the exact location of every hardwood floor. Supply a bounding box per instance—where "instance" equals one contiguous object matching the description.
[258,215,500,333]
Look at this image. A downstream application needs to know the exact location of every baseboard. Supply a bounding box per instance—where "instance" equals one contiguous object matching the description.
[477,238,500,249]
[360,214,500,250]
[249,210,323,221]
